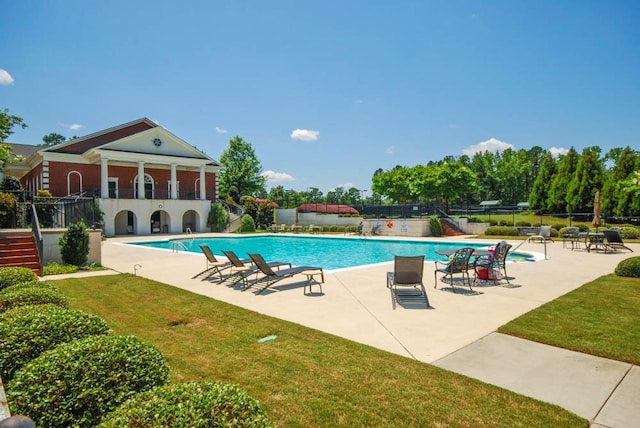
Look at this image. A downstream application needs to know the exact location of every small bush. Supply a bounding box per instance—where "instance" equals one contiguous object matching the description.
[239,214,256,232]
[43,262,80,276]
[0,286,69,313]
[59,219,90,266]
[430,215,443,237]
[549,228,559,238]
[98,381,273,428]
[614,257,640,278]
[7,335,169,428]
[550,223,565,231]
[0,267,38,291]
[468,217,483,223]
[515,221,532,227]
[329,225,339,232]
[484,226,519,236]
[0,304,111,381]
[345,225,357,233]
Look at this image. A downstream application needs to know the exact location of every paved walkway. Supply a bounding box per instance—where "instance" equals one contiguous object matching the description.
[48,234,640,428]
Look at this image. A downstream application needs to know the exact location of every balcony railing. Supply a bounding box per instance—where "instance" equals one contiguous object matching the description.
[85,188,206,200]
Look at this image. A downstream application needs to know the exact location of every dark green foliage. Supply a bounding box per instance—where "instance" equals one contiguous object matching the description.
[515,221,531,227]
[429,215,443,237]
[59,219,90,266]
[0,267,38,291]
[0,191,17,227]
[614,257,640,278]
[484,226,519,236]
[0,175,23,201]
[207,202,228,232]
[98,381,273,428]
[0,286,69,312]
[34,189,56,227]
[0,304,111,381]
[7,335,169,428]
[239,214,256,232]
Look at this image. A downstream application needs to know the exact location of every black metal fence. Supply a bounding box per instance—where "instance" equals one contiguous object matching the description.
[5,197,100,229]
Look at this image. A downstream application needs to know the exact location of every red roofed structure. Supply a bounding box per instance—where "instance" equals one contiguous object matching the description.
[297,204,359,215]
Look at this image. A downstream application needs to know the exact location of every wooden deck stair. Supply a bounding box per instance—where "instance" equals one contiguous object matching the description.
[0,232,41,275]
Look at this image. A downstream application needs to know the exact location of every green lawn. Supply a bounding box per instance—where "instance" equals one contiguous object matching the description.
[499,274,640,365]
[53,274,585,427]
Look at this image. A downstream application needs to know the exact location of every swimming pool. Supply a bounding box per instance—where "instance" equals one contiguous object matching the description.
[129,235,536,271]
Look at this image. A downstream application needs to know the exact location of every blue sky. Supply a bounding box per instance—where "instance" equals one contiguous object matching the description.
[1,1,639,195]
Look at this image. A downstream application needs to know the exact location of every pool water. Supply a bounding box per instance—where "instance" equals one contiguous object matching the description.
[129,235,535,271]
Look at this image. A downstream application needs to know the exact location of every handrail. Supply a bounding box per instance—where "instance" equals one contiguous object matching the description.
[30,204,44,276]
[170,239,189,253]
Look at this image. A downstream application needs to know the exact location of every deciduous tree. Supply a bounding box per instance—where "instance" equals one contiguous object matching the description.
[218,136,266,198]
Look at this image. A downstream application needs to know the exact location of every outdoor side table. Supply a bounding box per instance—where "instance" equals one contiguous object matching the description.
[301,269,324,294]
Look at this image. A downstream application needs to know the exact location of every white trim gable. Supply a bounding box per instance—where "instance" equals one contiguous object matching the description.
[95,128,214,161]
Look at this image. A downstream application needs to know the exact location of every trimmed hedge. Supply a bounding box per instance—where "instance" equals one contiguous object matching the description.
[614,257,640,278]
[98,381,273,428]
[620,226,640,240]
[0,267,38,291]
[484,226,519,236]
[240,214,256,232]
[0,304,111,381]
[0,286,69,313]
[7,335,169,428]
[0,280,59,295]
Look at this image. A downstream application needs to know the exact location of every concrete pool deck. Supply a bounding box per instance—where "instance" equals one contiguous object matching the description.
[50,234,640,427]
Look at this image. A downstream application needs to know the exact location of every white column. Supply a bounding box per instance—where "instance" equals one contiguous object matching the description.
[170,163,177,200]
[101,158,109,198]
[199,166,206,200]
[138,161,145,199]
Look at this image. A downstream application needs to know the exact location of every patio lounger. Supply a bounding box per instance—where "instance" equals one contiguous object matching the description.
[246,253,323,294]
[387,255,430,309]
[222,250,291,289]
[602,230,634,253]
[528,225,554,243]
[192,245,235,281]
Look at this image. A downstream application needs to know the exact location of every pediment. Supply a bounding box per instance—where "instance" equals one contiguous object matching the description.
[99,128,212,161]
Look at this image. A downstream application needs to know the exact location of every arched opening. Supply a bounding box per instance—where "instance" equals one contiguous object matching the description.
[182,210,199,232]
[67,171,82,195]
[150,209,170,233]
[134,173,154,199]
[114,210,136,235]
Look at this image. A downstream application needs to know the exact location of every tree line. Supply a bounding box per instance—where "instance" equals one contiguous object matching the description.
[217,135,639,216]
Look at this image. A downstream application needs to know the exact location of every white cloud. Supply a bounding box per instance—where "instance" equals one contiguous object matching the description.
[335,182,354,190]
[0,69,15,85]
[59,122,84,132]
[462,138,514,156]
[549,146,569,157]
[215,126,228,134]
[290,129,319,141]
[385,145,395,155]
[261,170,295,183]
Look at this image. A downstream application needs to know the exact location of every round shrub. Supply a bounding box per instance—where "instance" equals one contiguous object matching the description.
[239,214,256,232]
[0,304,111,381]
[551,223,566,231]
[98,381,273,428]
[345,225,357,233]
[614,257,640,278]
[515,221,531,227]
[0,286,69,313]
[484,226,519,236]
[0,267,38,291]
[7,335,169,428]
